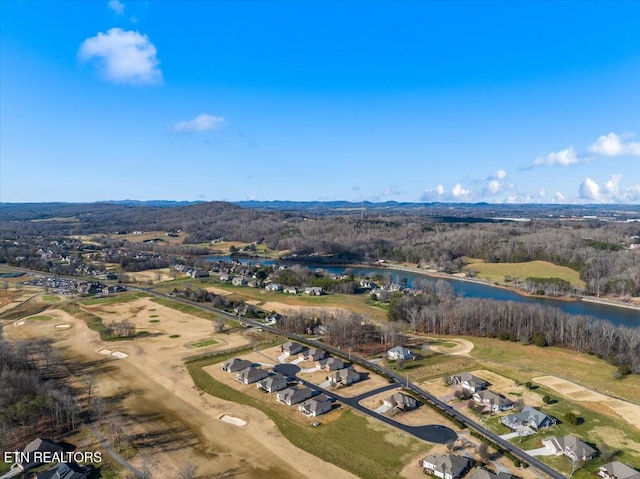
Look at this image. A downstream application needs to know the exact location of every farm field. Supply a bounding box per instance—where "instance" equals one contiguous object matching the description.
[462,259,586,289]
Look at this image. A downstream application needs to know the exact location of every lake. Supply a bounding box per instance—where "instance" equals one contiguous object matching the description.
[204,256,640,327]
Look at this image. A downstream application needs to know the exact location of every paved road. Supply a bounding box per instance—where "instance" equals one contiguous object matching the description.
[2,266,564,479]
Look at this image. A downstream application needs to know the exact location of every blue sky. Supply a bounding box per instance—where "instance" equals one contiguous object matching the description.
[1,1,639,204]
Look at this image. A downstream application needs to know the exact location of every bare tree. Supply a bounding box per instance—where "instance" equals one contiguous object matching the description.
[176,462,199,479]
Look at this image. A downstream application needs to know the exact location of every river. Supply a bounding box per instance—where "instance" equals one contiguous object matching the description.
[204,256,640,327]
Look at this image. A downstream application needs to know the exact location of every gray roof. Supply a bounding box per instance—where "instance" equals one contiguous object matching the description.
[282,341,302,353]
[388,346,412,355]
[474,390,513,407]
[257,373,288,391]
[600,462,640,479]
[468,467,512,479]
[503,406,552,428]
[544,435,596,458]
[423,454,474,477]
[330,367,360,383]
[384,392,417,409]
[278,386,314,404]
[36,462,89,479]
[22,438,63,455]
[221,358,252,372]
[236,366,269,383]
[299,394,332,415]
[455,372,488,387]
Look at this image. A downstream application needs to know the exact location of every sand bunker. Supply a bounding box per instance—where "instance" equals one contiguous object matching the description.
[15,321,25,326]
[55,324,71,329]
[97,349,128,359]
[220,414,247,427]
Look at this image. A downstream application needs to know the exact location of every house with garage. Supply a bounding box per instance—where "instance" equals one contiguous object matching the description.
[35,462,90,479]
[542,435,597,461]
[14,438,64,472]
[317,356,345,371]
[387,346,415,361]
[284,287,298,294]
[257,373,288,393]
[467,467,513,479]
[383,392,418,411]
[472,390,514,412]
[304,286,323,296]
[328,367,360,386]
[281,341,303,356]
[598,462,640,479]
[299,394,332,417]
[300,348,326,362]
[232,276,247,286]
[448,372,489,393]
[422,454,475,479]
[277,386,315,405]
[236,367,269,385]
[501,407,556,432]
[221,358,253,373]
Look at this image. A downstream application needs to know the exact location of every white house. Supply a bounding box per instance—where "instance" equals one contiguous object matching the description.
[422,454,475,479]
[387,346,415,361]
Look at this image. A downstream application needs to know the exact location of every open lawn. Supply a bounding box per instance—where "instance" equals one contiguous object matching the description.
[27,314,53,321]
[79,291,150,306]
[193,354,427,479]
[462,259,585,288]
[41,295,61,301]
[465,336,640,404]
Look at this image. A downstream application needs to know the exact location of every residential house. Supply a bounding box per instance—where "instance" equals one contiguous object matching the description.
[472,390,514,412]
[219,274,232,282]
[281,341,303,356]
[299,394,332,417]
[468,467,513,479]
[387,346,415,361]
[304,287,323,296]
[35,462,90,479]
[598,462,640,479]
[247,279,259,288]
[277,386,314,405]
[284,287,298,294]
[422,454,475,479]
[232,277,247,286]
[300,348,326,362]
[257,373,288,393]
[449,372,489,393]
[542,435,597,461]
[265,284,282,292]
[236,367,269,384]
[328,367,360,386]
[317,356,344,371]
[383,392,418,411]
[266,312,283,324]
[501,407,556,432]
[221,358,253,373]
[189,269,209,278]
[16,438,64,471]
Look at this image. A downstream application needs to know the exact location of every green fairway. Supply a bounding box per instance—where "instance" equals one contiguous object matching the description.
[463,260,585,288]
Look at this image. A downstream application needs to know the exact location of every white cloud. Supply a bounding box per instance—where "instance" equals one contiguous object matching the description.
[107,0,125,15]
[485,170,512,195]
[588,132,640,157]
[533,146,579,166]
[451,183,470,198]
[78,28,162,85]
[381,186,404,197]
[621,185,640,202]
[492,169,507,180]
[170,114,226,133]
[578,178,600,201]
[419,184,445,201]
[603,174,622,195]
[554,192,566,202]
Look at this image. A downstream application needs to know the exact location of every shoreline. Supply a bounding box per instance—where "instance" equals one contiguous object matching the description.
[381,262,640,312]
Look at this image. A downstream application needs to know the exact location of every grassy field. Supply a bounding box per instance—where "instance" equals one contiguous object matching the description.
[0,302,49,321]
[465,336,640,403]
[462,259,586,288]
[79,291,151,306]
[41,295,61,301]
[27,314,53,321]
[187,353,426,479]
[154,279,389,320]
[149,297,229,323]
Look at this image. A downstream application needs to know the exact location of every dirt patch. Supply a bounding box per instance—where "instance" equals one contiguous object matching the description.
[429,338,474,356]
[534,375,640,430]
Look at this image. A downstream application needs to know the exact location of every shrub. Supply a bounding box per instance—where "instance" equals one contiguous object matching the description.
[534,332,547,347]
[542,395,552,404]
[564,412,579,425]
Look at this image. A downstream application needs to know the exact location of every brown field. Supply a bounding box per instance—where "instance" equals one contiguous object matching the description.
[534,375,640,430]
[107,231,188,246]
[462,259,586,289]
[3,298,357,479]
